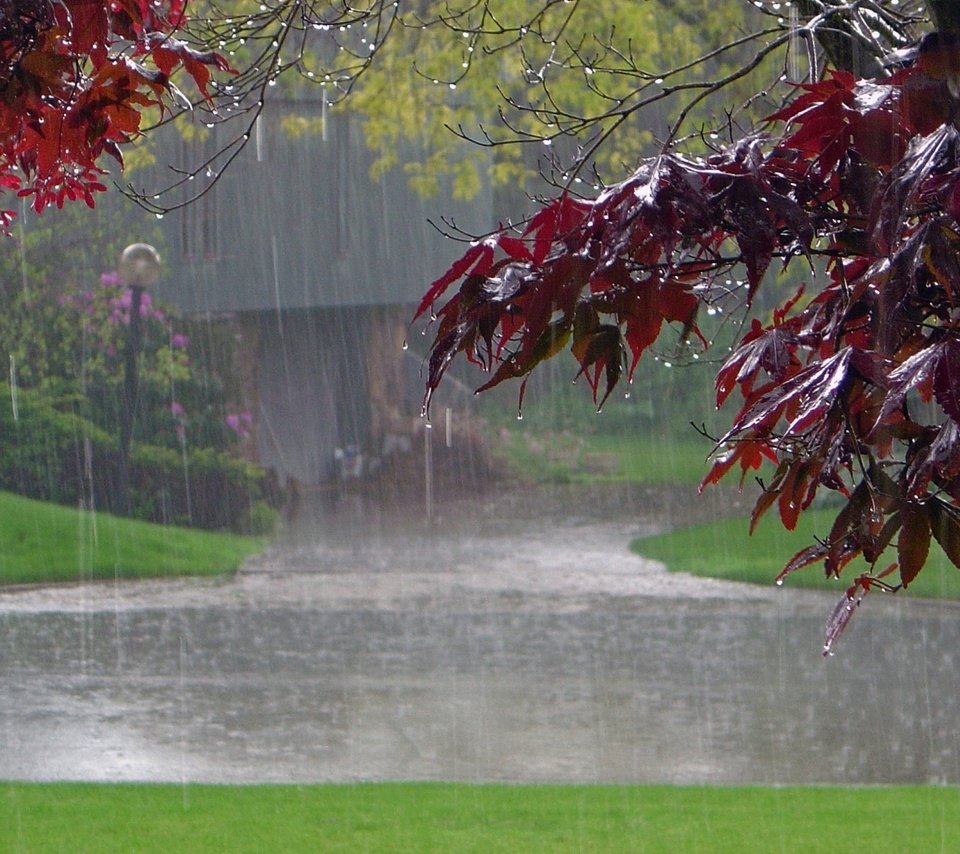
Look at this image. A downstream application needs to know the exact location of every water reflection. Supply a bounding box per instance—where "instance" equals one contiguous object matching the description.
[1,486,959,784]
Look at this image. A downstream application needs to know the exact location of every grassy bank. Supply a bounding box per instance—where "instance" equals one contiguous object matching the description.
[632,507,960,599]
[1,782,957,852]
[0,491,264,586]
[493,429,713,485]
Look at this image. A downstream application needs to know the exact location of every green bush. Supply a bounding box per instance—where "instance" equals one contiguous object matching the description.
[123,444,272,532]
[0,385,272,532]
[244,501,281,536]
[0,386,104,506]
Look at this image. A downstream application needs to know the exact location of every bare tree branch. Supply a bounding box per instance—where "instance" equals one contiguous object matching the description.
[125,0,932,211]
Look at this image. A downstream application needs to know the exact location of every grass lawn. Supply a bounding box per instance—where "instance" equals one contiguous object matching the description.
[1,782,957,852]
[0,491,265,586]
[493,429,713,485]
[632,507,960,599]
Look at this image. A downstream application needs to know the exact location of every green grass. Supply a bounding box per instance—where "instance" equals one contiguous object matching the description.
[632,507,960,599]
[1,782,957,852]
[0,490,264,586]
[493,429,712,485]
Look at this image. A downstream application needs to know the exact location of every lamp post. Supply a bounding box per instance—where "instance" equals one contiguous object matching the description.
[116,243,161,516]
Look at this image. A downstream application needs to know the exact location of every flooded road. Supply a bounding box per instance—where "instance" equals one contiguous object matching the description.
[1,485,959,784]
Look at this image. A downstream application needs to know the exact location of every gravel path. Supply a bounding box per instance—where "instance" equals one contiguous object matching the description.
[0,483,810,615]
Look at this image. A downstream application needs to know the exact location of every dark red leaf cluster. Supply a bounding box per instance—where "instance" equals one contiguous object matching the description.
[0,0,233,218]
[418,35,960,651]
[417,139,811,411]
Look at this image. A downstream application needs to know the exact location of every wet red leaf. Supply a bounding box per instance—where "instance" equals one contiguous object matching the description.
[898,501,930,587]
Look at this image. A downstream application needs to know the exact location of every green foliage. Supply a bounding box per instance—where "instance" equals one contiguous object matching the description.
[1,782,957,853]
[476,342,724,484]
[0,201,242,453]
[477,326,727,432]
[0,491,263,585]
[0,270,237,454]
[334,0,775,198]
[243,501,282,536]
[127,443,272,531]
[0,384,271,532]
[0,201,159,305]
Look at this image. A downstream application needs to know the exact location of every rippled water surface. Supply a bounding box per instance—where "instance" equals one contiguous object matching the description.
[1,485,959,784]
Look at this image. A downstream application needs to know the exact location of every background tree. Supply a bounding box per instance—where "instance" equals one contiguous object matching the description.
[340,0,775,199]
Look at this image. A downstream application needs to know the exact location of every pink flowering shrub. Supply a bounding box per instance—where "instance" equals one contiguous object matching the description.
[225,411,253,438]
[2,269,244,454]
[0,267,272,529]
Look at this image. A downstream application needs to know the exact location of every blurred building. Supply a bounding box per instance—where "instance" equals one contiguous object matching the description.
[147,98,495,487]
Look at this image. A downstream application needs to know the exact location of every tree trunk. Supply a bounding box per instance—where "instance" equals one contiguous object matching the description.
[797,1,953,77]
[795,0,884,76]
[364,304,412,455]
[928,0,960,33]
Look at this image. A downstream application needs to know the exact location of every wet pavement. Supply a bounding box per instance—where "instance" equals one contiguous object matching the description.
[2,484,960,784]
